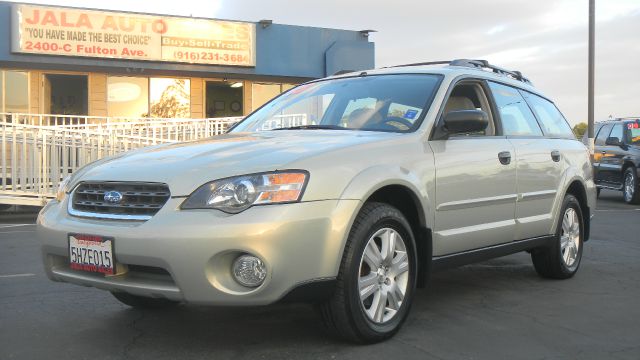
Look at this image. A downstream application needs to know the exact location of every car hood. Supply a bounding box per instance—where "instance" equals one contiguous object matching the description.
[74,130,399,196]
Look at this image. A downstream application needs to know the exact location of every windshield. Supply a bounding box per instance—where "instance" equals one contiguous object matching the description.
[230,74,442,133]
[628,120,640,145]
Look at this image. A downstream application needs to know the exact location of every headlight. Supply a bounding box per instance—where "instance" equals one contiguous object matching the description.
[55,176,71,202]
[181,171,308,213]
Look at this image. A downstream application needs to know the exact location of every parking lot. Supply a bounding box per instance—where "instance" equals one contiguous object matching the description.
[1,189,639,360]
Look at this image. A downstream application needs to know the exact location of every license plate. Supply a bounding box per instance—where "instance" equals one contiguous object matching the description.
[68,234,115,275]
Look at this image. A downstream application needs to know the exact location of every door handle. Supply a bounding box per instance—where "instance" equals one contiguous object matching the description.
[498,151,511,165]
[551,150,561,162]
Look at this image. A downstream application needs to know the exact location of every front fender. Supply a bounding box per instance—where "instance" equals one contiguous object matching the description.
[338,165,433,230]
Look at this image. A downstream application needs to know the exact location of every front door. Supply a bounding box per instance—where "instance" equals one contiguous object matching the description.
[430,80,517,256]
[599,123,627,187]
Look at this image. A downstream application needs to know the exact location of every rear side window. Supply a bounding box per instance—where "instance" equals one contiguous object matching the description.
[521,92,575,138]
[488,82,543,136]
[595,124,612,146]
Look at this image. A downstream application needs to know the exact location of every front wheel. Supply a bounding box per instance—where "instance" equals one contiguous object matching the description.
[531,194,584,279]
[622,167,640,204]
[319,202,417,343]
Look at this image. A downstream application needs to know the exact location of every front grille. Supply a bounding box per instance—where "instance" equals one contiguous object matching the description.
[70,182,170,220]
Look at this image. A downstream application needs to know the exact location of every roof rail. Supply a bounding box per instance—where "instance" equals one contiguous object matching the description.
[386,59,532,84]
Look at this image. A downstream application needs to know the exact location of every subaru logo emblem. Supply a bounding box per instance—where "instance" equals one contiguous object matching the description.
[103,191,123,204]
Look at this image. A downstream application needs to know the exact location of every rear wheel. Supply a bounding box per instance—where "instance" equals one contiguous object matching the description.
[531,194,584,279]
[622,167,640,204]
[111,292,179,309]
[319,202,417,343]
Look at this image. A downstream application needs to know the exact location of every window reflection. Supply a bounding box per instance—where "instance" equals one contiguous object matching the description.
[149,78,191,118]
[107,77,149,118]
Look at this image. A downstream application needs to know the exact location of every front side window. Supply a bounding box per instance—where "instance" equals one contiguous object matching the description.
[441,82,495,136]
[488,82,542,136]
[232,74,442,133]
[595,124,613,146]
[521,91,574,138]
[609,124,623,143]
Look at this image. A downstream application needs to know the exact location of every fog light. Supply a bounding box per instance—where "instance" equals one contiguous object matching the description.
[232,254,266,287]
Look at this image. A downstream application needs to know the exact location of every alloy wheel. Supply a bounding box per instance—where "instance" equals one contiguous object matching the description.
[560,208,581,267]
[358,228,410,324]
[624,172,635,202]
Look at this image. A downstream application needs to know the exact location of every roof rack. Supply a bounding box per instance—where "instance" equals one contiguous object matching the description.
[386,59,532,84]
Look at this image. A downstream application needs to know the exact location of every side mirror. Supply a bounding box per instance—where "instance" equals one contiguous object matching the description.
[605,137,622,147]
[443,110,489,134]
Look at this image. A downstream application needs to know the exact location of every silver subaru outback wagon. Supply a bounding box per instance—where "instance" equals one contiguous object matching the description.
[38,59,596,343]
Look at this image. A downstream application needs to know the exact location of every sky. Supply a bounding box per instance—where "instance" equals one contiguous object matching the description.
[9,0,640,125]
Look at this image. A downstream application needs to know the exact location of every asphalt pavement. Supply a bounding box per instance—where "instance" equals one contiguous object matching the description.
[1,189,639,360]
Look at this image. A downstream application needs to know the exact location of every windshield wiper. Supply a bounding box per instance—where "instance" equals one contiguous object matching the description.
[272,124,348,131]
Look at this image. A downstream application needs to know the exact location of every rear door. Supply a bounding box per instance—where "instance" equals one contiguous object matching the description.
[487,82,558,240]
[519,90,580,238]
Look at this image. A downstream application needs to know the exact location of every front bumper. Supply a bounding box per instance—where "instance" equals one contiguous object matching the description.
[38,197,360,305]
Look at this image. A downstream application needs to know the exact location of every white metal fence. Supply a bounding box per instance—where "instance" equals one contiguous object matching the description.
[0,112,310,206]
[0,114,243,206]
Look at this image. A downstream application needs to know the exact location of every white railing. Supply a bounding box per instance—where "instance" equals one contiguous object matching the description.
[0,114,243,206]
[260,114,309,130]
[0,112,309,206]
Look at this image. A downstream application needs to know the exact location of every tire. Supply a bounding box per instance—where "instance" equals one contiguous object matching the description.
[531,194,584,279]
[111,291,179,309]
[319,202,418,343]
[622,167,640,204]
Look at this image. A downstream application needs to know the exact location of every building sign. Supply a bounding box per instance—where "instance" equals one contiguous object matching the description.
[11,4,256,67]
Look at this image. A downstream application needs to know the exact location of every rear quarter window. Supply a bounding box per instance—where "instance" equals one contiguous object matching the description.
[627,121,640,145]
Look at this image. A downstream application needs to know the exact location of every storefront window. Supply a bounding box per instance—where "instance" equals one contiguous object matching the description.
[281,84,296,92]
[0,71,3,113]
[252,83,282,110]
[149,78,190,118]
[107,77,149,118]
[44,74,88,115]
[2,70,29,113]
[206,81,243,118]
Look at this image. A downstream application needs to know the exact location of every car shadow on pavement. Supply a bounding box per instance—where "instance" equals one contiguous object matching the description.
[96,254,545,358]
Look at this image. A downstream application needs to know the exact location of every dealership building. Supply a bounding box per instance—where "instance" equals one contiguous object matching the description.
[0,2,375,121]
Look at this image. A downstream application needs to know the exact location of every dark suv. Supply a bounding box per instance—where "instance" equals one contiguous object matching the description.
[584,118,640,204]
